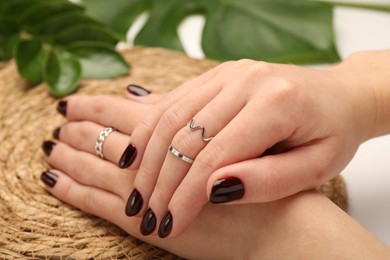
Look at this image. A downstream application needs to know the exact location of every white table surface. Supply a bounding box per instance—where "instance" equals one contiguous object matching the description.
[127,1,390,246]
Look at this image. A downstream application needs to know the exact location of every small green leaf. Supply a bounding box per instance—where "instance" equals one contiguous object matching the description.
[19,0,84,26]
[44,50,82,97]
[14,39,46,84]
[0,34,19,60]
[54,24,119,45]
[68,42,129,79]
[25,11,101,36]
[0,0,42,19]
[0,18,20,60]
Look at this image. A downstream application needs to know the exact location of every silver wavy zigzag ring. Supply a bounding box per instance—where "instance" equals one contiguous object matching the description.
[95,127,115,159]
[188,119,214,142]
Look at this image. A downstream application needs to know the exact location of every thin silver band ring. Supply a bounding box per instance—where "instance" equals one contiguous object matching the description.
[168,145,194,164]
[95,127,115,159]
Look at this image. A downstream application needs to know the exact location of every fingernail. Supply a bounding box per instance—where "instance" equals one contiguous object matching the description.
[127,84,151,96]
[118,144,137,169]
[158,211,173,238]
[53,127,60,139]
[140,208,157,236]
[42,140,56,156]
[210,178,245,204]
[125,189,143,216]
[57,100,67,116]
[40,171,58,188]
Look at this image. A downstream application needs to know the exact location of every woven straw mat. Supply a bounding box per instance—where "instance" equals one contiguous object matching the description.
[0,47,348,259]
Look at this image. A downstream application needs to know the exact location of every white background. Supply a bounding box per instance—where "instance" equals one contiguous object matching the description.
[127,1,390,246]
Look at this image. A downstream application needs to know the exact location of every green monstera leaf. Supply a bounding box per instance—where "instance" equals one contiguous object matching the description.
[81,0,390,64]
[82,0,339,63]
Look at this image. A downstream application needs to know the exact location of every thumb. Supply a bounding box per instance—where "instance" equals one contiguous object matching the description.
[207,144,338,204]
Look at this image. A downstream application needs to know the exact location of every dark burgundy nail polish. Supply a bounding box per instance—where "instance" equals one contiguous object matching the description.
[125,189,143,216]
[57,100,67,116]
[210,178,245,204]
[158,211,173,238]
[41,171,58,188]
[53,127,60,139]
[140,208,157,236]
[42,141,56,156]
[118,144,137,169]
[127,84,151,96]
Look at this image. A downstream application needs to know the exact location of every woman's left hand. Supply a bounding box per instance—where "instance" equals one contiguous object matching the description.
[121,58,377,238]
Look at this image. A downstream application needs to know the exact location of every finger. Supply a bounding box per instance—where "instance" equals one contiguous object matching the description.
[164,98,297,237]
[120,61,232,170]
[130,78,223,214]
[43,140,134,198]
[145,87,247,224]
[58,95,151,133]
[206,142,340,204]
[57,121,130,164]
[125,84,165,104]
[40,170,128,223]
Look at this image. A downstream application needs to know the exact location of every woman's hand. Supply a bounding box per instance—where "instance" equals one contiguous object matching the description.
[120,57,379,238]
[41,94,390,259]
[40,93,282,258]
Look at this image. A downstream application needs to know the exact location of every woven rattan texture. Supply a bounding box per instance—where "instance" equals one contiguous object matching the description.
[0,47,347,259]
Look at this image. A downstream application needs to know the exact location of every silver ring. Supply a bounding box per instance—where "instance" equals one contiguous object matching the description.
[95,127,115,159]
[188,119,214,142]
[168,145,194,164]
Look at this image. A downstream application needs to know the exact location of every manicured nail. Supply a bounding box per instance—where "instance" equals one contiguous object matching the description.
[140,208,157,236]
[42,140,56,156]
[127,84,151,96]
[158,211,173,238]
[40,171,58,188]
[125,189,143,216]
[53,127,60,139]
[210,178,245,204]
[57,100,67,116]
[118,144,137,169]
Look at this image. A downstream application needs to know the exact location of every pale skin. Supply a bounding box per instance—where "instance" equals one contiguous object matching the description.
[111,49,390,238]
[43,92,390,259]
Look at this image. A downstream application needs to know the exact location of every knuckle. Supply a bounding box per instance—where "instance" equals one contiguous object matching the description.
[72,158,90,178]
[267,77,300,103]
[260,163,287,201]
[196,143,225,170]
[61,181,73,202]
[150,184,170,207]
[236,58,255,65]
[82,188,97,214]
[171,130,196,155]
[90,95,107,115]
[159,108,184,133]
[135,164,157,192]
[216,60,235,70]
[247,61,274,78]
[134,119,154,139]
[78,123,93,141]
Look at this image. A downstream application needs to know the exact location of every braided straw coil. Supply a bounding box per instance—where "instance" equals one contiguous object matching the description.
[0,47,347,259]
